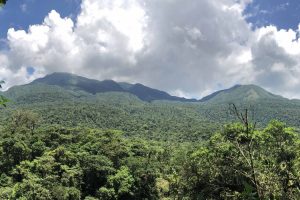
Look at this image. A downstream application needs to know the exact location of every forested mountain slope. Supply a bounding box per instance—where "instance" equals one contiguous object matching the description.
[200,84,285,103]
[30,73,197,102]
[1,74,300,199]
[197,84,300,127]
[1,73,300,141]
[1,81,215,141]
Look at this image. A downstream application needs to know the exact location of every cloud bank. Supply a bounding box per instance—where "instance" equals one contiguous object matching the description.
[1,0,300,99]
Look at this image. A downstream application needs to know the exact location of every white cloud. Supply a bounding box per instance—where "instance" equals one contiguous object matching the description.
[0,0,148,86]
[77,0,147,53]
[250,26,300,98]
[1,0,300,99]
[256,25,300,55]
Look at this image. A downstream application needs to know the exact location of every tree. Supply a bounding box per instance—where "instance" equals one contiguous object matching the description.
[0,81,9,107]
[182,105,300,199]
[8,110,39,134]
[0,0,7,6]
[228,103,261,198]
[98,166,134,199]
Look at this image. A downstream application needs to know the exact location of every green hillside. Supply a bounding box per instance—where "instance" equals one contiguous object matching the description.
[2,73,300,141]
[197,85,300,127]
[1,84,215,142]
[30,73,197,102]
[200,84,285,103]
[1,74,300,199]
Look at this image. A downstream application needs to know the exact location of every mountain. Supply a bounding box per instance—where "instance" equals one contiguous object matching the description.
[27,73,287,104]
[30,72,196,102]
[2,72,300,142]
[3,72,300,139]
[0,73,215,141]
[200,84,285,103]
[31,72,125,94]
[196,84,300,128]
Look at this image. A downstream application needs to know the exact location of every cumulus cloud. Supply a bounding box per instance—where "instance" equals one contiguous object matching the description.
[250,26,300,97]
[134,0,254,97]
[1,0,147,88]
[1,0,300,99]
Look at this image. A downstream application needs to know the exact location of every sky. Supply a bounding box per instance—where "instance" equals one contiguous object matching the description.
[0,0,300,99]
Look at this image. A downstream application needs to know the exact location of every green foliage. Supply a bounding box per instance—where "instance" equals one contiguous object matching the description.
[1,76,300,199]
[0,0,7,7]
[8,110,39,134]
[0,112,300,200]
[30,72,195,102]
[182,120,300,199]
[0,88,217,142]
[106,166,134,198]
[4,78,300,143]
[0,81,9,107]
[0,96,9,107]
[0,122,172,199]
[0,108,299,199]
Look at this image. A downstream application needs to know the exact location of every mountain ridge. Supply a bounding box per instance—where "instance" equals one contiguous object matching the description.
[2,72,300,134]
[4,72,289,103]
[29,72,198,102]
[200,84,286,104]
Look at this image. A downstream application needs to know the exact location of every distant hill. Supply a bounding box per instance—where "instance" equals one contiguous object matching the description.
[197,84,299,128]
[31,73,124,94]
[0,74,214,141]
[22,72,288,104]
[30,72,197,102]
[2,72,300,141]
[200,84,285,103]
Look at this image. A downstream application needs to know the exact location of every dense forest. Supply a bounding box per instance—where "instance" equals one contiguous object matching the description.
[1,78,300,199]
[1,0,299,197]
[0,108,300,199]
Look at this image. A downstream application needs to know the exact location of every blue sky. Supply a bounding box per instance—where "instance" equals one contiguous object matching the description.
[245,0,300,30]
[0,0,81,39]
[1,0,300,99]
[0,0,298,39]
